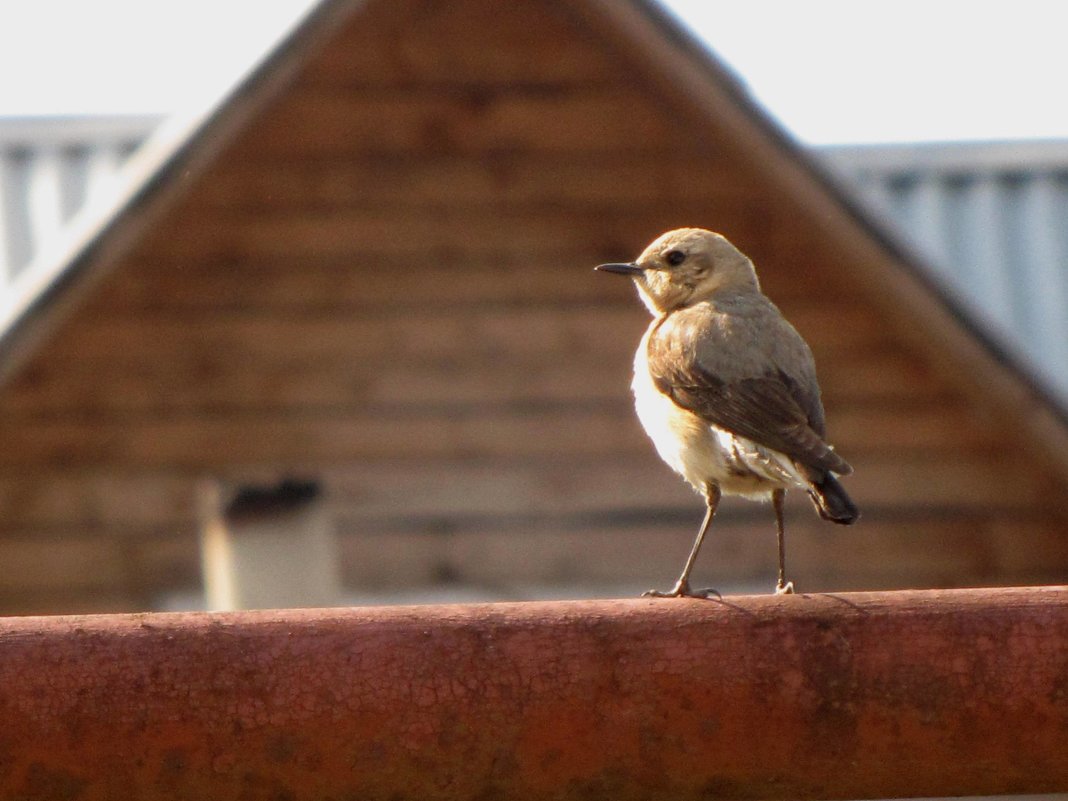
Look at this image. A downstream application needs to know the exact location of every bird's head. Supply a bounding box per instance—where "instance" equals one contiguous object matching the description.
[595,228,760,315]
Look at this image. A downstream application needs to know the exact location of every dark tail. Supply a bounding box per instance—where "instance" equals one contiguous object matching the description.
[808,473,859,525]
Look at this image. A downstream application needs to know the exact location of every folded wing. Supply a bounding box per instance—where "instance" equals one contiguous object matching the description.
[647,316,852,477]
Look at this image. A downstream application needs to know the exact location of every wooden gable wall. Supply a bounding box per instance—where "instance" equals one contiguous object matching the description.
[0,0,1065,613]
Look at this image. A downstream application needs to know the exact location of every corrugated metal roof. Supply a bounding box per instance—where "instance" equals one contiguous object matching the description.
[820,141,1068,403]
[0,116,160,282]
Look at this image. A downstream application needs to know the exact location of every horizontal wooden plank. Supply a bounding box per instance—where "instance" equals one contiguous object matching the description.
[240,88,698,157]
[0,386,1038,510]
[33,305,647,363]
[0,347,950,416]
[3,350,632,413]
[0,589,148,617]
[0,408,659,468]
[4,517,1063,616]
[4,510,1061,612]
[333,520,833,590]
[830,401,999,454]
[84,258,656,313]
[299,0,618,87]
[332,512,1068,592]
[0,526,197,610]
[0,391,1003,468]
[821,353,953,401]
[29,303,886,371]
[335,516,1068,592]
[0,433,1045,534]
[118,531,203,608]
[984,518,1068,575]
[0,472,198,529]
[0,536,130,592]
[133,204,763,261]
[192,156,751,210]
[323,453,1048,522]
[748,514,1068,588]
[0,458,828,532]
[88,251,852,317]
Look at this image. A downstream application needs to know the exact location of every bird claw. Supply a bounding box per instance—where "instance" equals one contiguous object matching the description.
[775,580,795,595]
[642,580,721,600]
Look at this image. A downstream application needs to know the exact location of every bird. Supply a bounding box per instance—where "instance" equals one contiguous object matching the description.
[595,228,858,597]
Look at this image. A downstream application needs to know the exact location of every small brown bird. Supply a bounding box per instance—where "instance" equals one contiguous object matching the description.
[596,228,858,596]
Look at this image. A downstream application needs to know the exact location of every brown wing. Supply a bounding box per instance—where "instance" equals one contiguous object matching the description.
[647,324,852,476]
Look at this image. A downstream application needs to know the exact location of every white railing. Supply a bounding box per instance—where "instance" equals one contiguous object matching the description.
[0,116,160,286]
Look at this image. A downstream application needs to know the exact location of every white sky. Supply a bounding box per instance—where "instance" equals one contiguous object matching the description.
[0,1,313,116]
[0,0,1066,145]
[667,0,1068,144]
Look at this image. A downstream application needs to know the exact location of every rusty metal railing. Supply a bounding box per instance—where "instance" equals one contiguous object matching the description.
[1,586,1066,799]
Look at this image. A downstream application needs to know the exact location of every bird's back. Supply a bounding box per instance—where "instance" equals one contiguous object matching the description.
[659,292,827,437]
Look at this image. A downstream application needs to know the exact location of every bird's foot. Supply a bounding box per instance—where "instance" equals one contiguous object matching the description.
[642,579,721,600]
[775,580,795,595]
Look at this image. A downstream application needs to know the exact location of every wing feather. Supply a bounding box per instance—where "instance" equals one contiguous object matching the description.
[647,308,852,476]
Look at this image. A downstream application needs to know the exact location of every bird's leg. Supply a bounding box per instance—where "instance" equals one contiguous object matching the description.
[644,484,721,599]
[773,488,794,594]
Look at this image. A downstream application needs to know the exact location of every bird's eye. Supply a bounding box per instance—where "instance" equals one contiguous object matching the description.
[665,249,686,266]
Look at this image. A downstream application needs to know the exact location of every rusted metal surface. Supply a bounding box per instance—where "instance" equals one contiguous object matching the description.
[1,587,1067,800]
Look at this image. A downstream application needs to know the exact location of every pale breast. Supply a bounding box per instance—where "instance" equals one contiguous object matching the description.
[631,326,806,499]
[632,327,719,492]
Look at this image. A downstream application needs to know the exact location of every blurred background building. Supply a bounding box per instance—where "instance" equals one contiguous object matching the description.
[0,0,1066,614]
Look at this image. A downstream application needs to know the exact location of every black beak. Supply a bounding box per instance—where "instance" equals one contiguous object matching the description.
[594,262,644,276]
